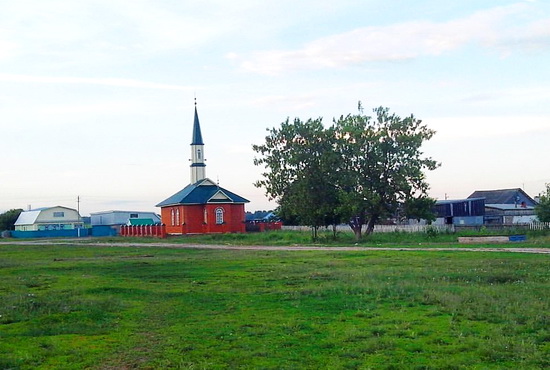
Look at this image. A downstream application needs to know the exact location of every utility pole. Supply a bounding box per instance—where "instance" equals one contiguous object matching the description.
[77,195,81,238]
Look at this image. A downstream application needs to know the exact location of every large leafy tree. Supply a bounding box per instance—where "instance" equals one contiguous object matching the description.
[0,209,23,231]
[535,184,550,222]
[253,105,439,240]
[334,107,439,239]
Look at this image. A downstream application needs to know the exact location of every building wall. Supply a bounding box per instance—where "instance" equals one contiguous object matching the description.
[161,203,246,235]
[91,211,161,226]
[434,216,484,226]
[15,224,39,231]
[36,207,80,223]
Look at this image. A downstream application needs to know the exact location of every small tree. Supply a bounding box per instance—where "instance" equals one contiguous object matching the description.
[0,209,23,231]
[403,196,437,223]
[535,184,550,222]
[253,118,340,240]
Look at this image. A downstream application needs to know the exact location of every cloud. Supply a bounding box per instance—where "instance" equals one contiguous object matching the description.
[0,73,191,90]
[236,3,550,74]
[0,0,242,66]
[0,37,18,60]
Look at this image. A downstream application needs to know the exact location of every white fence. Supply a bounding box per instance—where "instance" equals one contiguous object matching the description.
[529,222,550,231]
[282,222,550,233]
[282,224,455,233]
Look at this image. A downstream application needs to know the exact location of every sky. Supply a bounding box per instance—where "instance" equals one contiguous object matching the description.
[1,0,549,216]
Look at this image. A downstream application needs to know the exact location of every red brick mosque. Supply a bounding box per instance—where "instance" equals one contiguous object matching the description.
[156,102,249,235]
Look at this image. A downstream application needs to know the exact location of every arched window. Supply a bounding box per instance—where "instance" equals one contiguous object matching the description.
[215,208,224,225]
[203,208,208,224]
[171,209,175,226]
[175,209,180,225]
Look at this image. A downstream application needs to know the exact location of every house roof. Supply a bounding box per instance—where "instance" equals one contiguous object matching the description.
[156,178,249,207]
[485,204,535,211]
[128,218,156,225]
[468,188,537,206]
[191,105,204,145]
[436,197,484,205]
[14,210,42,225]
[90,210,159,216]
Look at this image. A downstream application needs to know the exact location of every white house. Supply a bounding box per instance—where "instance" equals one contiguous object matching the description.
[14,206,83,231]
[90,210,161,226]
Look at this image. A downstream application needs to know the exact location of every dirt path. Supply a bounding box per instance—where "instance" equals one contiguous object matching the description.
[1,240,550,254]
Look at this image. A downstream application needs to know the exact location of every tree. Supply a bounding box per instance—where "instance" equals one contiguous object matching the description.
[253,104,439,241]
[402,196,437,223]
[253,117,340,240]
[535,184,550,222]
[333,107,439,239]
[0,209,23,231]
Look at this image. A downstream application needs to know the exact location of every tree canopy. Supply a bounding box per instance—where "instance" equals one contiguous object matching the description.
[253,117,340,239]
[253,104,439,240]
[535,184,550,222]
[0,209,23,231]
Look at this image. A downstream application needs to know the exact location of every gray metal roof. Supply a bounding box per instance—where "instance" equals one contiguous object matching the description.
[14,210,42,225]
[468,188,537,206]
[436,197,484,205]
[485,204,535,210]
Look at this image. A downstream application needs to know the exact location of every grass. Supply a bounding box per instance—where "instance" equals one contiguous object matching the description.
[83,227,550,248]
[0,243,549,369]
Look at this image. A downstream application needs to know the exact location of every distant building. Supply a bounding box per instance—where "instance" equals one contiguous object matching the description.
[90,210,161,226]
[433,198,485,226]
[468,188,538,224]
[12,206,85,238]
[14,206,83,231]
[156,102,249,235]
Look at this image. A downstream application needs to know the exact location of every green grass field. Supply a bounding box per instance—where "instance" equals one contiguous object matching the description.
[1,241,549,369]
[81,228,550,247]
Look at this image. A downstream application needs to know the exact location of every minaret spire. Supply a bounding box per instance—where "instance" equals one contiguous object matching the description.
[190,99,206,184]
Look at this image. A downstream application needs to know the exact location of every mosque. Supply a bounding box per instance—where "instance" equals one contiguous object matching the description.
[156,102,249,234]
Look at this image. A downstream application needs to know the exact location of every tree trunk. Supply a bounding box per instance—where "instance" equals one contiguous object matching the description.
[311,225,319,241]
[364,217,376,235]
[349,223,362,241]
[349,214,364,241]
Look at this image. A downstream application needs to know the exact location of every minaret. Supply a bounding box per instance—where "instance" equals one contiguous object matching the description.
[190,100,206,184]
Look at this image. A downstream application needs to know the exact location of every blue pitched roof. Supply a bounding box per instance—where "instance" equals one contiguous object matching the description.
[156,179,249,207]
[191,106,204,145]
